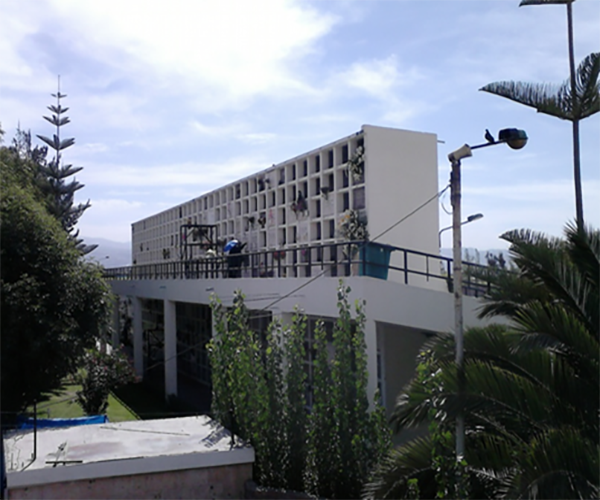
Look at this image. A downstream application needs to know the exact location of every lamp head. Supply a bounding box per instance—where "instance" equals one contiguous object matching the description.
[498,128,528,150]
[519,0,571,6]
[466,213,484,223]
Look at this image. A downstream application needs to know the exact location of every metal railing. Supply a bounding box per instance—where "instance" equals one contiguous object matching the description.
[104,241,492,297]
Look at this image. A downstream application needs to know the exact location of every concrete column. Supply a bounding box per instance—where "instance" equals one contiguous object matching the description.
[111,295,121,349]
[364,318,379,410]
[132,297,144,377]
[164,299,178,399]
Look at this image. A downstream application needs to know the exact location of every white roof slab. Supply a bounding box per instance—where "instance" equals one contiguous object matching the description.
[4,415,254,488]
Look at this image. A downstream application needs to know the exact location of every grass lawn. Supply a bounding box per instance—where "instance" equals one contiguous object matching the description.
[112,383,189,420]
[29,384,139,422]
[27,380,199,423]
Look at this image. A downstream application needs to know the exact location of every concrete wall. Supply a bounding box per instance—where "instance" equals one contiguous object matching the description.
[8,463,251,500]
[110,275,489,334]
[378,322,429,416]
[364,125,439,256]
[110,274,496,414]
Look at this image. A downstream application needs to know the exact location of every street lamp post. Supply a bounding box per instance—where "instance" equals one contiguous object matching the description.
[448,128,527,465]
[439,213,483,247]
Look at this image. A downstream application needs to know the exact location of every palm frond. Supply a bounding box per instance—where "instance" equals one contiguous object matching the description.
[564,221,600,323]
[475,269,550,320]
[515,302,598,373]
[362,436,437,499]
[480,80,570,119]
[500,228,598,336]
[517,427,599,499]
[465,433,518,475]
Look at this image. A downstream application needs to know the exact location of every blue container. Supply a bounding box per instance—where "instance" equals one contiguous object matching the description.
[359,243,393,279]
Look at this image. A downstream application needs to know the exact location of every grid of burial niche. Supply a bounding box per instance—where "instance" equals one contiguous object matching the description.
[136,134,365,268]
[262,136,366,278]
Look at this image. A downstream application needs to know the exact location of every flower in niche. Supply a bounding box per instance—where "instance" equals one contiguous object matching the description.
[346,145,365,182]
[338,209,368,241]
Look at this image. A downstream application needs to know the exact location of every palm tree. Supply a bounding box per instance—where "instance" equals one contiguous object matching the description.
[364,223,599,499]
[480,51,599,232]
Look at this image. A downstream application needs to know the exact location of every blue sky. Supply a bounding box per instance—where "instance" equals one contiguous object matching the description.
[1,0,598,251]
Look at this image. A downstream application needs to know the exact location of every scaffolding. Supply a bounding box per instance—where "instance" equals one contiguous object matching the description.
[179,224,218,262]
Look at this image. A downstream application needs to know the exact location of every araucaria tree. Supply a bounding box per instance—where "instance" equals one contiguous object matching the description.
[208,283,390,498]
[36,80,96,253]
[481,0,599,230]
[364,223,599,499]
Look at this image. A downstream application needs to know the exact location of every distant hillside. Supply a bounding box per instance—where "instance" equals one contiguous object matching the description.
[85,238,131,267]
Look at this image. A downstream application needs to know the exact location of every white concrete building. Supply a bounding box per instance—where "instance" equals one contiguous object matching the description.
[106,125,492,416]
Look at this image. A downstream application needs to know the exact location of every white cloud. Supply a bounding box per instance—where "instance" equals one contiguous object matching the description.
[78,198,146,242]
[237,132,277,145]
[468,178,600,204]
[343,56,403,98]
[190,120,277,144]
[80,142,108,154]
[79,157,269,190]
[322,55,428,126]
[48,0,336,103]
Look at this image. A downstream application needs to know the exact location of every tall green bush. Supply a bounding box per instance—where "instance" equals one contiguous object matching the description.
[306,284,391,499]
[208,293,291,486]
[207,282,391,497]
[76,347,137,415]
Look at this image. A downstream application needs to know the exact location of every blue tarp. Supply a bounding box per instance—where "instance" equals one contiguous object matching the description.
[17,415,108,429]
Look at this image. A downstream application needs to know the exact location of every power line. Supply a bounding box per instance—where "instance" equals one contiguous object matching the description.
[440,189,453,215]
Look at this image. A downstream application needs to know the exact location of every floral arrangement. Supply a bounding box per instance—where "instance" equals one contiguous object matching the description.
[273,250,286,260]
[346,145,365,182]
[338,209,368,241]
[291,192,308,215]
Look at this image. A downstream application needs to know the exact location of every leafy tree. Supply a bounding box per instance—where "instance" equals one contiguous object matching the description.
[481,50,600,230]
[11,127,49,171]
[0,146,111,421]
[364,223,599,499]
